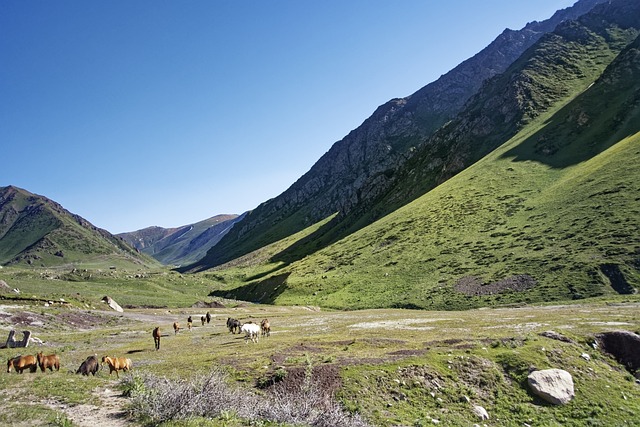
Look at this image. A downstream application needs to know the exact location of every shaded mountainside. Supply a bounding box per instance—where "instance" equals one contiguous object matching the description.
[118,214,243,266]
[188,0,609,271]
[208,3,640,310]
[0,186,153,268]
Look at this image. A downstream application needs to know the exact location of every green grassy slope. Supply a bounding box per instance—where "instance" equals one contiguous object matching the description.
[204,0,640,277]
[0,186,156,269]
[210,34,640,310]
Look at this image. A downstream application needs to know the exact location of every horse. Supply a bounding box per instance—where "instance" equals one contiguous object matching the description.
[187,316,193,331]
[7,355,37,373]
[101,356,132,378]
[227,317,241,334]
[241,322,261,344]
[36,352,60,372]
[260,318,271,337]
[173,322,180,335]
[152,327,161,351]
[201,315,206,326]
[206,311,211,324]
[76,355,100,376]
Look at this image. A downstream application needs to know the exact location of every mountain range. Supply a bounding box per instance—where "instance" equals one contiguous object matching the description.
[1,0,638,310]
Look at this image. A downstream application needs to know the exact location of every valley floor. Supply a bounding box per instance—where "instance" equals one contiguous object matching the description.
[0,298,639,426]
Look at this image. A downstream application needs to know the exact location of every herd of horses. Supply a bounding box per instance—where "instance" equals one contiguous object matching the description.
[6,352,131,378]
[6,312,272,378]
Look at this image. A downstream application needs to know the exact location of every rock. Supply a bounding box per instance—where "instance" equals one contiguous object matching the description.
[581,353,591,361]
[539,330,575,344]
[102,296,123,312]
[527,369,575,405]
[595,330,640,372]
[472,405,489,420]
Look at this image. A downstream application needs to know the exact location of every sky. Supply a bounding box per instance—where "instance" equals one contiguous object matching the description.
[1,0,576,234]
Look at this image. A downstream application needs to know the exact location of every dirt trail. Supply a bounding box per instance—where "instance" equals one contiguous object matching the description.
[62,386,132,427]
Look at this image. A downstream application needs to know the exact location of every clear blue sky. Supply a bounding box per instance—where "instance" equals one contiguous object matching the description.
[1,0,575,233]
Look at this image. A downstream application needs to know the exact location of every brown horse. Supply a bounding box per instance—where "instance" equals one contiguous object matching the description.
[152,327,161,351]
[187,316,193,331]
[201,315,206,326]
[173,322,180,334]
[101,356,132,378]
[36,352,60,372]
[260,318,271,337]
[7,355,38,373]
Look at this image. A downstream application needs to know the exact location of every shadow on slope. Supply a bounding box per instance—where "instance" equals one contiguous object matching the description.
[210,272,291,304]
[503,35,640,167]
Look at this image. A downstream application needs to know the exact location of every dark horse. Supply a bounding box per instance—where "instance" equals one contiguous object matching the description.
[152,327,161,351]
[227,317,241,334]
[206,311,211,324]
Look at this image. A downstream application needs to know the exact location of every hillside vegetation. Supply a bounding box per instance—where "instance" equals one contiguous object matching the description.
[0,186,154,270]
[189,0,611,271]
[208,20,640,310]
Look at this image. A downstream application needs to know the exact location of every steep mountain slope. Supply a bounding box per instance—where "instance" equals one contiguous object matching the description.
[118,214,242,266]
[209,7,640,309]
[0,186,154,268]
[189,0,608,271]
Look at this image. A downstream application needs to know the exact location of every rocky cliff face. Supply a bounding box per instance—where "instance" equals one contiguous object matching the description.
[188,0,609,270]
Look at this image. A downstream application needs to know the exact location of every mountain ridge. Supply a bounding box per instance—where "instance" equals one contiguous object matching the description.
[0,185,153,268]
[188,0,610,271]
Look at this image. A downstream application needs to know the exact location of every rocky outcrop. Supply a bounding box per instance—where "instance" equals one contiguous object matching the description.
[527,369,575,405]
[596,330,640,372]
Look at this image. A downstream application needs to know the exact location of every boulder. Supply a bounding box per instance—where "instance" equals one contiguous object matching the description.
[595,330,640,372]
[527,369,574,405]
[102,296,123,312]
[472,405,489,420]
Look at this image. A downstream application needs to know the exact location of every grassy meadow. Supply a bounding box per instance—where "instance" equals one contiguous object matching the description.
[0,268,639,426]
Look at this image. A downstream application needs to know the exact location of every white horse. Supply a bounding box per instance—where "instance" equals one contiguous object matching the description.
[241,322,260,343]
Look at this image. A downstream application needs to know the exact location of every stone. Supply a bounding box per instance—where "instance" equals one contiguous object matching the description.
[527,369,575,405]
[595,330,640,372]
[102,296,123,312]
[473,405,489,420]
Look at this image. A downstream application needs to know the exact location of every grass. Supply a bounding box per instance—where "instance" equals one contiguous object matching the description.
[0,295,638,426]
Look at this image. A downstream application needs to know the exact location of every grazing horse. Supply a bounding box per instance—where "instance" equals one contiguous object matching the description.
[101,356,132,378]
[173,322,180,335]
[152,327,161,351]
[76,355,100,376]
[227,317,241,334]
[36,352,60,372]
[187,316,193,331]
[241,322,261,344]
[7,355,37,373]
[206,311,211,324]
[260,318,271,337]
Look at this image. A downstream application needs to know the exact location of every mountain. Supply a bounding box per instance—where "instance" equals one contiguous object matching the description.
[118,214,243,266]
[0,185,153,268]
[187,0,610,271]
[207,0,640,309]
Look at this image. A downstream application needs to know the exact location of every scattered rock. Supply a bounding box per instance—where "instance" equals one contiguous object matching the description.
[472,405,489,420]
[539,330,575,344]
[527,369,575,405]
[581,353,591,361]
[595,330,640,372]
[102,296,123,312]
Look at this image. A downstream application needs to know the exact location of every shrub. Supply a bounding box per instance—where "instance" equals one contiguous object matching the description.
[124,368,369,426]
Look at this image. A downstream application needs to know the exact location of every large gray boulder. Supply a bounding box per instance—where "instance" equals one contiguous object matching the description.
[527,369,575,405]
